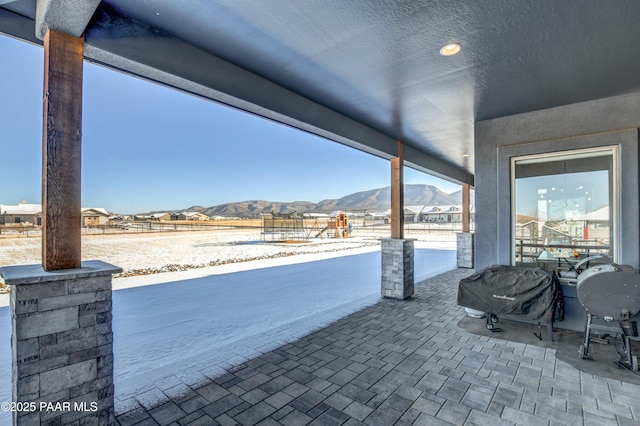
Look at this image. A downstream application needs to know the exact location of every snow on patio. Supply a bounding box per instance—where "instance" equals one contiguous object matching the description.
[0,232,455,420]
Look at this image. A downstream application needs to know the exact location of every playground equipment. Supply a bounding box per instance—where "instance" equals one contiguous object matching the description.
[261,211,305,241]
[305,211,351,239]
[327,211,351,238]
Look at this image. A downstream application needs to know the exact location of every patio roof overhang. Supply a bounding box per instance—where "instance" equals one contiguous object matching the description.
[4,1,640,188]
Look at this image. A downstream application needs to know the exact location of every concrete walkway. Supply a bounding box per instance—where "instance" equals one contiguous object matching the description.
[116,268,640,425]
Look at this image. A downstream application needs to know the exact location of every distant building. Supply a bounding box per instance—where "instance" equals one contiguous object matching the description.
[413,205,475,223]
[0,201,41,225]
[0,203,112,227]
[363,205,475,224]
[148,212,171,221]
[81,208,110,227]
[170,211,210,221]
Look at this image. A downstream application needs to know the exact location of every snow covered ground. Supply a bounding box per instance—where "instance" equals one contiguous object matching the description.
[0,230,456,420]
[0,229,382,275]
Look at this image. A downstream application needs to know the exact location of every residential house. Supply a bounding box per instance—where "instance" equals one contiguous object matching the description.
[0,202,41,225]
[81,208,110,227]
[170,211,210,221]
[419,205,475,223]
[148,212,171,221]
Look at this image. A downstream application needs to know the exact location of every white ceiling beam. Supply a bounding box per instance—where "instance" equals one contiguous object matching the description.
[35,0,100,40]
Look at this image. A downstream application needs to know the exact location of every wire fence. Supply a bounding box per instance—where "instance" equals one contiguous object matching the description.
[0,219,472,240]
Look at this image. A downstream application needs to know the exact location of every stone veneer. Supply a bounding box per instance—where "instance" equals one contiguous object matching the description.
[0,260,121,426]
[381,238,414,299]
[457,232,475,268]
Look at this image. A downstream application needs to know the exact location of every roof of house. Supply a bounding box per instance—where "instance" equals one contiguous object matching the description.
[411,205,474,214]
[1,204,112,216]
[366,205,475,217]
[181,211,209,217]
[81,207,109,216]
[581,206,609,221]
[0,203,42,215]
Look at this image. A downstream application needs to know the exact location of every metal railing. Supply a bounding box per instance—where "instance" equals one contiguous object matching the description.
[515,240,611,264]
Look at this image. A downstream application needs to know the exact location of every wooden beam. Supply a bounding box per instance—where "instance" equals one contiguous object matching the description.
[462,183,471,232]
[391,141,404,239]
[42,29,83,270]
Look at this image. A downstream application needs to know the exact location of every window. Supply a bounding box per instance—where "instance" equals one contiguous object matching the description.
[512,147,616,267]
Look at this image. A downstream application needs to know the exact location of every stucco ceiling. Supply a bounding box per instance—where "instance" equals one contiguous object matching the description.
[2,1,640,186]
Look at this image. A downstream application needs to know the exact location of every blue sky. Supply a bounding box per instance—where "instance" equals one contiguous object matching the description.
[0,34,460,214]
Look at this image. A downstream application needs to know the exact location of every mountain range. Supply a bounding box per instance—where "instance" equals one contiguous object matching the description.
[183,184,468,217]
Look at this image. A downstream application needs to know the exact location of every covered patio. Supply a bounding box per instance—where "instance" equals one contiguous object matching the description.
[2,1,640,424]
[116,269,640,425]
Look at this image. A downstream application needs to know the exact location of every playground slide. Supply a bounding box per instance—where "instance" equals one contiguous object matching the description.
[316,226,328,238]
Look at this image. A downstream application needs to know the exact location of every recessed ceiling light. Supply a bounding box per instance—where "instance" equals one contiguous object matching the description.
[462,153,470,157]
[440,43,461,56]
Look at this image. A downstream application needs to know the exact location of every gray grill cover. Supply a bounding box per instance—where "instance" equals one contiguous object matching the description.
[458,265,563,322]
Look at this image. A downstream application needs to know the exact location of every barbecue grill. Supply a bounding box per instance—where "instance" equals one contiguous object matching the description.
[576,263,640,371]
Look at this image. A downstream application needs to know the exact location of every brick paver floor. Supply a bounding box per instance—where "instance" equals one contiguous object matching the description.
[115,268,640,425]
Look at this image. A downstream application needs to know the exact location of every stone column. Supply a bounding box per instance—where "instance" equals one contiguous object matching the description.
[0,260,121,425]
[381,238,414,299]
[457,232,475,268]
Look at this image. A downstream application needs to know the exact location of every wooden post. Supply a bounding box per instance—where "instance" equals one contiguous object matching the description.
[391,141,404,239]
[42,29,84,270]
[462,183,471,233]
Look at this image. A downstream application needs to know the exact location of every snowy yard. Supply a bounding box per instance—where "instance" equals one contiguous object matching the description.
[0,230,456,420]
[0,229,381,275]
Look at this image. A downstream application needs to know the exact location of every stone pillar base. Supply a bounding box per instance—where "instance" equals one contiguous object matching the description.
[0,260,121,426]
[381,238,414,299]
[457,232,475,268]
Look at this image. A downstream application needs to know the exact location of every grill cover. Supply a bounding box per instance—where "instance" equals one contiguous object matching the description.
[458,265,563,322]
